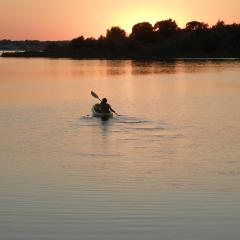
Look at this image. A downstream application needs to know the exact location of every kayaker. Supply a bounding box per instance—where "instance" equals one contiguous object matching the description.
[100,98,116,114]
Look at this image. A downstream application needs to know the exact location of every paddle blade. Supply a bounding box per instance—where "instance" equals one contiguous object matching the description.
[91,91,99,99]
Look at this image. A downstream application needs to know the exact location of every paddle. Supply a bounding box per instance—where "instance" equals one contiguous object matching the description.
[91,91,102,102]
[91,91,120,116]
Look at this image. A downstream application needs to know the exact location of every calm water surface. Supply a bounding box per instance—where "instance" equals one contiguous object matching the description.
[0,58,240,239]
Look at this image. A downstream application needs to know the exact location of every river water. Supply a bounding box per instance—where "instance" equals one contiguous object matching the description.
[0,58,240,239]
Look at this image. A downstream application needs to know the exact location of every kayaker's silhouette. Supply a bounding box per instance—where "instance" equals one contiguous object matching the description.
[100,98,116,114]
[91,91,120,117]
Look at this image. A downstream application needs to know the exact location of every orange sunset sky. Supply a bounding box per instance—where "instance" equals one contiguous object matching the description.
[1,0,240,40]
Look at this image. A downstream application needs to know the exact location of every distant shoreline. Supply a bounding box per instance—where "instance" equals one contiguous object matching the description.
[1,51,240,61]
[1,19,240,61]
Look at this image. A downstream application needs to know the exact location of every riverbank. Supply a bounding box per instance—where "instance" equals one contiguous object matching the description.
[2,50,240,61]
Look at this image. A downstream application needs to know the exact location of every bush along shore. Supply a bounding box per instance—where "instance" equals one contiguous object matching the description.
[2,19,240,59]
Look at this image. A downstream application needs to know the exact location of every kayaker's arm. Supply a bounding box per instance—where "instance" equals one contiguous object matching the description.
[109,106,116,113]
[109,106,120,116]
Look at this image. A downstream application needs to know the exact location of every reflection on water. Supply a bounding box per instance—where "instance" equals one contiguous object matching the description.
[0,58,240,239]
[131,61,177,74]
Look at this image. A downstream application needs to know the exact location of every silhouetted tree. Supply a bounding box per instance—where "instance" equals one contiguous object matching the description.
[106,27,126,41]
[212,20,225,29]
[106,26,127,49]
[98,35,106,41]
[70,36,84,49]
[154,19,179,39]
[84,38,97,49]
[185,21,208,31]
[96,35,107,50]
[130,22,154,43]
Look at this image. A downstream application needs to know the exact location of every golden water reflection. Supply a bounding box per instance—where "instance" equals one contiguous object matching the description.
[0,58,240,239]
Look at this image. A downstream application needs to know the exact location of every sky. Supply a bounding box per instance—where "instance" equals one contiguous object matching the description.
[1,0,240,40]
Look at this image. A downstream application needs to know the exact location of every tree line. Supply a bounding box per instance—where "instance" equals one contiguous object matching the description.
[3,19,240,59]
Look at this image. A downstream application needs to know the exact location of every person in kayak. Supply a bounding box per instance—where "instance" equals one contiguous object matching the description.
[100,98,116,114]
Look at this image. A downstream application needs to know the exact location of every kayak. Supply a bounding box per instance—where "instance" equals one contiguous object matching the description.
[91,104,113,118]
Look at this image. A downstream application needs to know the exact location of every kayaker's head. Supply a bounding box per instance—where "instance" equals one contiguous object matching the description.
[102,98,107,103]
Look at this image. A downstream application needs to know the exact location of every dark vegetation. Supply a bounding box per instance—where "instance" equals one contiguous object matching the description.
[2,19,240,59]
[0,40,69,51]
